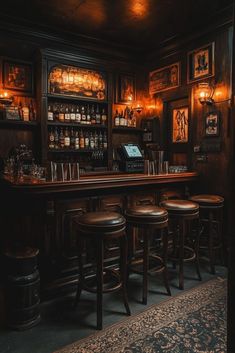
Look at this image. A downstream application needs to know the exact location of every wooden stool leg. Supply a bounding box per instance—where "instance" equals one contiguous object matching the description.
[179,219,185,290]
[96,237,103,330]
[120,235,131,316]
[194,218,202,281]
[162,228,171,296]
[74,237,84,308]
[143,231,149,304]
[208,211,215,274]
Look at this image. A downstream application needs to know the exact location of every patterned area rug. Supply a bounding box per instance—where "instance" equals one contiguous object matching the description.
[55,277,227,353]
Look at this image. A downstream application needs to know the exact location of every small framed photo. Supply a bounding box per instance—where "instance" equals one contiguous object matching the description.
[149,62,180,95]
[187,43,215,83]
[2,59,33,95]
[205,111,220,137]
[172,106,189,143]
[116,73,136,104]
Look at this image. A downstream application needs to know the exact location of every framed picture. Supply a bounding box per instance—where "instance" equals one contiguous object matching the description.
[205,110,220,137]
[172,106,189,143]
[187,42,215,83]
[149,62,180,95]
[116,73,136,104]
[2,59,33,94]
[48,64,107,101]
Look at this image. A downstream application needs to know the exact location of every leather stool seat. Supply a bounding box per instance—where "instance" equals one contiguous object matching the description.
[125,206,168,224]
[189,194,224,207]
[75,211,125,233]
[160,200,199,216]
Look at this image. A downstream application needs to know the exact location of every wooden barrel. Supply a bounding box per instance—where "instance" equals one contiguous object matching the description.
[4,246,41,330]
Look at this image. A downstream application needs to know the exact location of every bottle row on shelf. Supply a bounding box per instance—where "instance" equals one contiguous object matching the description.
[48,102,107,125]
[48,127,108,151]
[114,107,136,128]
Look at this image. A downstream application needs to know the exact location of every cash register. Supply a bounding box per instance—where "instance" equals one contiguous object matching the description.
[118,143,145,173]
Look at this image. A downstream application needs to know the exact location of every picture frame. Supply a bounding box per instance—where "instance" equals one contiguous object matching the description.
[205,110,220,137]
[2,59,33,95]
[149,62,180,95]
[116,73,136,104]
[187,42,215,83]
[172,106,189,143]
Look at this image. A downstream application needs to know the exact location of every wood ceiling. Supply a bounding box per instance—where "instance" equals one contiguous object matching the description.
[0,0,233,52]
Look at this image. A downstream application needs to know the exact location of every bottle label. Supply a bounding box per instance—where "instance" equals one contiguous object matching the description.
[64,137,70,147]
[48,112,54,121]
[70,113,76,121]
[76,113,81,122]
[75,138,79,149]
[115,117,120,126]
[59,113,64,121]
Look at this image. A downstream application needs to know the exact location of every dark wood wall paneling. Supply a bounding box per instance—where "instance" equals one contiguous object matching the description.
[144,19,234,240]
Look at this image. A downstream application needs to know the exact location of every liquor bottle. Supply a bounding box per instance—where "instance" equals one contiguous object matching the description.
[131,111,136,127]
[85,131,90,149]
[59,104,65,122]
[91,104,96,124]
[75,105,81,123]
[94,130,99,149]
[98,131,103,149]
[103,131,108,149]
[86,105,91,125]
[90,132,95,149]
[119,110,125,126]
[29,100,35,121]
[101,107,107,125]
[64,105,70,122]
[81,106,86,124]
[80,130,85,149]
[18,101,23,120]
[114,110,119,126]
[54,103,59,121]
[22,102,29,121]
[59,128,65,149]
[95,105,101,124]
[70,105,76,121]
[48,128,55,149]
[75,130,80,149]
[54,127,59,149]
[64,127,71,148]
[70,127,75,149]
[48,104,54,121]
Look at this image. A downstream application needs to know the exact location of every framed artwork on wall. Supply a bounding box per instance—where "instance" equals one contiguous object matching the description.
[172,106,189,143]
[48,64,107,101]
[149,62,180,95]
[116,73,136,104]
[2,59,33,95]
[187,42,215,83]
[205,110,220,137]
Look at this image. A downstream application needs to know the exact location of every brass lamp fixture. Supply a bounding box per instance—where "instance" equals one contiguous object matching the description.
[0,91,13,106]
[198,82,214,105]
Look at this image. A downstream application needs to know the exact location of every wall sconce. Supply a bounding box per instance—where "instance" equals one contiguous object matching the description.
[198,82,214,105]
[133,103,143,114]
[0,91,13,106]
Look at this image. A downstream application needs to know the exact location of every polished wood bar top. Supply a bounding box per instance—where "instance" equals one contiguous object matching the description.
[1,172,199,196]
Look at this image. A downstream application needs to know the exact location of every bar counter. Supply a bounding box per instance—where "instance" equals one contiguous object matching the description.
[1,171,198,195]
[0,171,199,298]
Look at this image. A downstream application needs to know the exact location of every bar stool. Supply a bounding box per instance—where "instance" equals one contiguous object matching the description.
[73,211,130,330]
[125,205,171,305]
[189,194,224,274]
[160,200,201,290]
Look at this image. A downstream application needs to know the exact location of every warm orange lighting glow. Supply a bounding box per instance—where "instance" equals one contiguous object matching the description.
[127,0,149,20]
[197,82,214,105]
[0,90,13,105]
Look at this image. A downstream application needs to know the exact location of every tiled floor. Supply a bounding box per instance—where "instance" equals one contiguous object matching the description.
[0,262,227,353]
